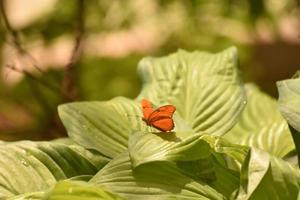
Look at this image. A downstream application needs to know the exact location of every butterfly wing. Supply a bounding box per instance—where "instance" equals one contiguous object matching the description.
[149,105,176,120]
[141,99,154,121]
[151,118,175,132]
[149,105,176,132]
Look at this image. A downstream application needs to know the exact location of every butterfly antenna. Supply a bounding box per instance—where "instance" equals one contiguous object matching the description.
[126,114,142,119]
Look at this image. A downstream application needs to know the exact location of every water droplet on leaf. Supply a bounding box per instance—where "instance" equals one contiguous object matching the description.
[20,149,27,155]
[21,159,29,166]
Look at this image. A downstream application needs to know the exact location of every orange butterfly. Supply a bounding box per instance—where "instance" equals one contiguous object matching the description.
[141,99,176,132]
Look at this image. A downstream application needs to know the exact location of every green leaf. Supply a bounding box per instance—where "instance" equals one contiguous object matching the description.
[236,147,300,199]
[56,47,248,199]
[129,132,243,198]
[90,153,225,200]
[277,72,300,166]
[8,181,125,200]
[58,99,132,158]
[105,97,151,133]
[137,47,246,136]
[0,141,109,198]
[58,97,156,158]
[59,47,246,158]
[51,137,77,145]
[128,132,211,167]
[288,126,300,167]
[225,84,294,157]
[203,135,248,166]
[7,191,47,200]
[210,154,240,198]
[277,71,300,132]
[48,181,125,200]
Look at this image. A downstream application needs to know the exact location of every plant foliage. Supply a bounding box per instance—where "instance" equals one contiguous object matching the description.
[1,47,299,199]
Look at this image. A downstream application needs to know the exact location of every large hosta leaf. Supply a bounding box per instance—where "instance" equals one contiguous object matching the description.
[137,47,246,136]
[206,137,248,167]
[58,99,131,158]
[7,191,46,200]
[47,181,125,200]
[59,48,246,160]
[128,132,211,167]
[8,181,125,200]
[128,132,242,198]
[236,147,300,199]
[0,141,109,198]
[58,97,157,158]
[277,71,300,132]
[90,153,225,200]
[277,72,300,166]
[225,84,294,157]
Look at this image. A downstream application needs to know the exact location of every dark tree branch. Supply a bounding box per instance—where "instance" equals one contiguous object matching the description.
[0,0,70,139]
[0,0,43,73]
[5,64,66,138]
[6,64,61,93]
[62,0,85,101]
[0,0,20,49]
[1,0,60,118]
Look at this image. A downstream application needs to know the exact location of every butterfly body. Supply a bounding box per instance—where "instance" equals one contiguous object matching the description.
[141,99,176,132]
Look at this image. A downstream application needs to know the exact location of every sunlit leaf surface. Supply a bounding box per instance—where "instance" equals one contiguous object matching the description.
[277,71,300,132]
[138,47,246,136]
[225,84,294,157]
[90,153,225,200]
[237,148,300,200]
[0,141,109,199]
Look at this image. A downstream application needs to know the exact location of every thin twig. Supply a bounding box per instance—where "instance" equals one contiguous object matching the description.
[6,64,61,93]
[0,0,43,73]
[62,0,85,101]
[0,0,68,139]
[0,0,20,49]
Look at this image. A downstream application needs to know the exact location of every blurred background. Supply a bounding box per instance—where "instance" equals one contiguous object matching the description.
[0,0,299,141]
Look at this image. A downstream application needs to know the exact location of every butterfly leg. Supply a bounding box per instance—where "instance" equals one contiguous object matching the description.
[150,126,155,133]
